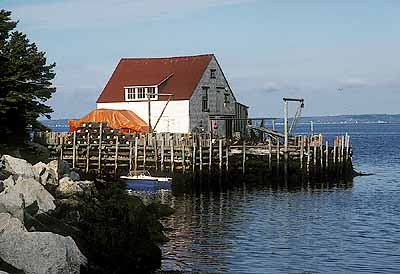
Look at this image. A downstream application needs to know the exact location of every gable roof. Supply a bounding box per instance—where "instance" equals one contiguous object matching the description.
[96,54,213,103]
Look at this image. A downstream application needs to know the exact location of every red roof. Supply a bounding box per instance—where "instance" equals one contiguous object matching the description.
[96,54,213,103]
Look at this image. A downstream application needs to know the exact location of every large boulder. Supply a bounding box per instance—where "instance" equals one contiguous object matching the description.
[33,162,58,187]
[0,176,55,221]
[0,212,87,274]
[0,155,35,179]
[0,271,10,274]
[55,178,95,198]
[47,160,70,179]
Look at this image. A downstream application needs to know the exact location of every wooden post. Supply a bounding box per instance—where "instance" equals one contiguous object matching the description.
[199,136,203,172]
[192,138,196,172]
[161,134,165,171]
[209,138,213,171]
[320,138,324,168]
[341,135,345,164]
[171,140,174,172]
[272,120,275,131]
[60,137,64,161]
[276,141,280,172]
[225,143,229,172]
[181,143,185,172]
[313,142,317,167]
[219,139,223,171]
[242,140,246,174]
[114,136,119,175]
[300,136,304,170]
[307,138,311,173]
[129,139,133,171]
[86,133,90,173]
[154,135,158,171]
[268,138,272,170]
[325,140,329,170]
[134,137,138,171]
[333,138,337,166]
[72,131,76,169]
[98,122,103,172]
[143,134,147,170]
[346,133,350,162]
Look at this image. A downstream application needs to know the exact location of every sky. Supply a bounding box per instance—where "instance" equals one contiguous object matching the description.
[2,0,400,119]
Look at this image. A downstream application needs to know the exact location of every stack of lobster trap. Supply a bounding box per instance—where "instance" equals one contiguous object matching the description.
[65,122,132,145]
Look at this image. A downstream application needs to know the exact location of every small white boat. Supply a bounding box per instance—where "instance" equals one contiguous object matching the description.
[120,170,172,191]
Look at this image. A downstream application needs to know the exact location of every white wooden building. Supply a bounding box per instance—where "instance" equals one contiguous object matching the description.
[96,54,248,136]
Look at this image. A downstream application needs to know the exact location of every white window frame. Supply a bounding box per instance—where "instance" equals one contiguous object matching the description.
[124,85,158,101]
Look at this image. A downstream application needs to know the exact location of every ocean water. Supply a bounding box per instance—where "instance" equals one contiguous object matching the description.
[161,123,400,274]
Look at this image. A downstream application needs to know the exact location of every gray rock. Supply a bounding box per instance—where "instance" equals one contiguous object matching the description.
[33,162,58,187]
[0,271,10,274]
[48,160,70,179]
[0,155,35,178]
[69,171,80,181]
[55,177,83,198]
[0,176,55,221]
[0,212,87,274]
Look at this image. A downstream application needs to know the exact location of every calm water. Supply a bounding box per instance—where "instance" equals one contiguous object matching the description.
[161,123,400,274]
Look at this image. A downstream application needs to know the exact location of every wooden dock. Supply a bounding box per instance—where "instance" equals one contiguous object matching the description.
[34,130,353,179]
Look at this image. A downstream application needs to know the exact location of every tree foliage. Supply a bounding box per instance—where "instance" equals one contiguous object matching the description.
[0,9,56,143]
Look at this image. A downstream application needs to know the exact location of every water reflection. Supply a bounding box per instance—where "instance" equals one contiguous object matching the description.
[161,179,355,274]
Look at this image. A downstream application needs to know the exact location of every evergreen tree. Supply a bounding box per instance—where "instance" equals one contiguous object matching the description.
[0,9,56,143]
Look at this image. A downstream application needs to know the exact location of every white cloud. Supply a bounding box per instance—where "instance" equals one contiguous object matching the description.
[7,0,255,30]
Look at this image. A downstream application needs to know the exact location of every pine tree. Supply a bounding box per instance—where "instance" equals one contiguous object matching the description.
[0,9,56,143]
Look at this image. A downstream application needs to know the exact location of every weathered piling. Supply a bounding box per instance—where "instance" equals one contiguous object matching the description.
[35,129,353,180]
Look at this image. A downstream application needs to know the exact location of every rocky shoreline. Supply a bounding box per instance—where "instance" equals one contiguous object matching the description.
[0,154,174,274]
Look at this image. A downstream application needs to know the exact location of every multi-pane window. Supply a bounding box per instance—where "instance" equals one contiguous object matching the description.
[147,87,156,98]
[210,69,216,79]
[137,87,145,99]
[126,88,135,100]
[125,86,157,101]
[202,87,209,112]
[224,93,230,104]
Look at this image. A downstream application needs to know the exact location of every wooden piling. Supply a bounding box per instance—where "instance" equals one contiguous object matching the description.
[114,136,119,175]
[225,143,229,172]
[134,137,138,171]
[325,141,329,169]
[300,136,304,169]
[98,123,103,172]
[199,136,203,172]
[268,138,272,170]
[86,133,90,173]
[143,135,147,170]
[209,138,213,171]
[242,141,246,174]
[171,141,174,172]
[219,139,223,171]
[181,143,186,172]
[161,135,165,171]
[192,138,196,172]
[72,131,76,169]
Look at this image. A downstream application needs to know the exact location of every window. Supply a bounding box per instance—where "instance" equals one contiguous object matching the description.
[210,69,216,79]
[126,88,136,100]
[137,87,145,99]
[224,93,230,104]
[202,87,209,112]
[147,87,156,99]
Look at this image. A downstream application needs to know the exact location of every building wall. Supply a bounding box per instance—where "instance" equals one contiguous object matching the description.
[189,56,236,136]
[97,100,190,133]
